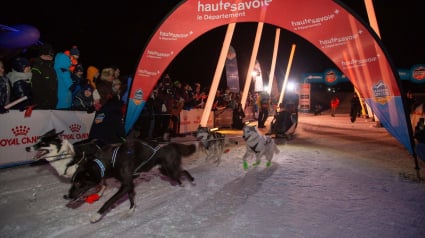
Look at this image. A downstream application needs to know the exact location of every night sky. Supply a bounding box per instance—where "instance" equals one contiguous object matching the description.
[2,0,424,90]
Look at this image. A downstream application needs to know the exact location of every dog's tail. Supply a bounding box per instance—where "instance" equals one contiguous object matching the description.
[170,143,197,157]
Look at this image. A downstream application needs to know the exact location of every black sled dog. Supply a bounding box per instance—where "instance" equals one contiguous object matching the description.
[66,138,196,223]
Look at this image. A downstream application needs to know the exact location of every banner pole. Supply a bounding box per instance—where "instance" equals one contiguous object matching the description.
[200,23,236,127]
[241,22,264,109]
[278,44,296,105]
[268,28,280,95]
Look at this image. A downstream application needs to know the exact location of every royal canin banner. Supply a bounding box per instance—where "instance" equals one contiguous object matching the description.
[0,110,94,165]
[125,0,413,154]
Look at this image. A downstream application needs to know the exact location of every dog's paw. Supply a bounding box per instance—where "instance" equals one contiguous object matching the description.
[123,206,136,218]
[90,213,103,223]
[243,161,249,170]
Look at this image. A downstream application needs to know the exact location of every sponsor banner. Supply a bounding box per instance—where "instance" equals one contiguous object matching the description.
[303,73,324,84]
[214,108,233,128]
[0,110,94,165]
[225,45,240,93]
[179,109,214,133]
[299,83,311,112]
[253,60,264,92]
[411,64,425,82]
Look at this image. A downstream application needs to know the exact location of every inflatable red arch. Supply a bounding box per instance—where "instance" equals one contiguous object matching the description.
[125,0,415,158]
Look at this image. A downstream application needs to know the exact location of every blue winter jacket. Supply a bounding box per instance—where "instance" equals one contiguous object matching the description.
[54,52,72,109]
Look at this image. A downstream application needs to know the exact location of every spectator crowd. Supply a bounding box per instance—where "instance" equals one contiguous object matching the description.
[0,43,270,143]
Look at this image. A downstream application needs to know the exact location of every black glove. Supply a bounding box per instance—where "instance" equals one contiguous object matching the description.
[0,106,9,114]
[86,106,95,114]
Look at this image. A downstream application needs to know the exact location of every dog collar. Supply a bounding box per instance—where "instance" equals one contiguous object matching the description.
[94,159,105,178]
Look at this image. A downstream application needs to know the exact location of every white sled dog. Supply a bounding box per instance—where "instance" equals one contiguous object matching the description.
[242,124,280,170]
[25,129,78,178]
[196,126,225,165]
[25,129,104,179]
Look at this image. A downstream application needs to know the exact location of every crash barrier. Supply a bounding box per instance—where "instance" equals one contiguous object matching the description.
[0,105,259,166]
[179,109,214,134]
[179,106,258,133]
[0,110,95,166]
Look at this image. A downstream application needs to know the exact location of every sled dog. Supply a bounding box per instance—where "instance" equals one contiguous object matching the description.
[66,138,196,223]
[196,126,225,165]
[242,124,280,170]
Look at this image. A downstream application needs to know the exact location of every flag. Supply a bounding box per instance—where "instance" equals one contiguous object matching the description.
[225,45,240,93]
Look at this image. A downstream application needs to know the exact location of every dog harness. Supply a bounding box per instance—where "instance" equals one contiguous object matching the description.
[133,142,161,174]
[249,143,260,153]
[205,133,224,149]
[249,137,271,153]
[111,146,120,167]
[94,159,106,178]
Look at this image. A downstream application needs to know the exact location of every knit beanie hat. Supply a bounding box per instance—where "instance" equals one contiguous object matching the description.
[86,66,99,88]
[69,46,80,56]
[82,84,93,92]
[12,57,30,72]
[39,43,55,56]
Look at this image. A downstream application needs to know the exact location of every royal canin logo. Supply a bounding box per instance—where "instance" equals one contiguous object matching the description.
[69,124,81,133]
[12,125,30,136]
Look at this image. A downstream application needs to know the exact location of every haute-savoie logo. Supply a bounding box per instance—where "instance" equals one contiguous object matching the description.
[196,0,272,21]
[0,124,88,147]
[372,80,391,105]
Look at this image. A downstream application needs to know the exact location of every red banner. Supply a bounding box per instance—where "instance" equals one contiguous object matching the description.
[126,0,413,154]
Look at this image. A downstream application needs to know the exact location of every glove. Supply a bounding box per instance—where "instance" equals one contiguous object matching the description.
[86,106,95,114]
[0,106,9,114]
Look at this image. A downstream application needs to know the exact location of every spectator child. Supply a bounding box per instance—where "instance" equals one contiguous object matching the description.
[72,84,95,112]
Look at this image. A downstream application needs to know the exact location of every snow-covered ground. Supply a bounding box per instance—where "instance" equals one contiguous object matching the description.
[1,113,425,238]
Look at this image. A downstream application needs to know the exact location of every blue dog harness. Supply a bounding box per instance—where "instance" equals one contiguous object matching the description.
[94,159,106,178]
[93,146,121,178]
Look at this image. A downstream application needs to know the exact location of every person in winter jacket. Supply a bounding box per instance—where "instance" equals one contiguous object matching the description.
[54,52,73,109]
[0,60,11,113]
[88,67,125,145]
[7,57,32,110]
[31,43,58,109]
[85,65,100,110]
[330,95,340,117]
[72,84,94,112]
[414,118,425,163]
[70,63,84,99]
